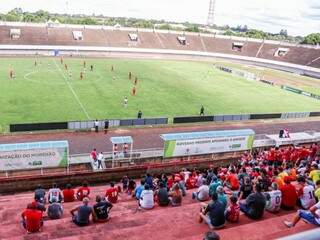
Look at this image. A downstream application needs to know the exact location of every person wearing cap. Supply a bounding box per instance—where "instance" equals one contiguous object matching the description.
[192,179,210,202]
[70,197,94,226]
[239,183,266,219]
[21,201,43,233]
[264,182,282,213]
[47,197,63,219]
[279,176,297,210]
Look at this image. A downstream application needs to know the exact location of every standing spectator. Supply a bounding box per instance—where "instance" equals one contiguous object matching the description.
[70,198,93,227]
[200,105,205,116]
[297,176,316,210]
[137,110,142,119]
[34,184,46,204]
[91,148,97,162]
[199,193,226,229]
[93,195,113,223]
[47,198,63,219]
[21,202,43,233]
[63,183,75,202]
[77,182,90,201]
[240,183,266,220]
[94,119,99,133]
[156,182,170,206]
[105,182,119,204]
[139,184,154,210]
[309,143,319,161]
[97,152,104,170]
[169,183,182,207]
[225,196,240,223]
[264,182,282,213]
[279,176,297,210]
[48,183,63,204]
[192,179,210,202]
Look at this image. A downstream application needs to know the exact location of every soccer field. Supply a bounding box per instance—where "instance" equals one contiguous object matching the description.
[0,57,320,131]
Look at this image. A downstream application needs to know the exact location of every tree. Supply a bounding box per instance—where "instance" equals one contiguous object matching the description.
[301,33,320,45]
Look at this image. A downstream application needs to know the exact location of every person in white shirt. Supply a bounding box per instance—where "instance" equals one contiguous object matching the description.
[284,200,320,227]
[94,120,99,133]
[192,179,209,202]
[123,97,128,108]
[97,152,104,170]
[264,183,282,213]
[139,184,154,210]
[297,176,316,210]
[48,183,63,203]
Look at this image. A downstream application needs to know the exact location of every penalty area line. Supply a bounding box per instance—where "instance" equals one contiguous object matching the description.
[52,59,91,120]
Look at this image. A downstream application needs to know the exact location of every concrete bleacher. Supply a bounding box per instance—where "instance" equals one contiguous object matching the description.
[0,185,315,240]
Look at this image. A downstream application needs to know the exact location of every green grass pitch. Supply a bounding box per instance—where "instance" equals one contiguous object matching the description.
[0,57,320,131]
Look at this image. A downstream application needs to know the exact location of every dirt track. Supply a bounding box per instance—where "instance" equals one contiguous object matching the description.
[0,118,319,155]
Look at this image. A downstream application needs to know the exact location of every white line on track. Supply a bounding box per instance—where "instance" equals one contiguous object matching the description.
[52,59,91,120]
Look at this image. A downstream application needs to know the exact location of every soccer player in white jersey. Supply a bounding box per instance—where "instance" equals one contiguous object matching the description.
[264,182,282,213]
[297,176,316,210]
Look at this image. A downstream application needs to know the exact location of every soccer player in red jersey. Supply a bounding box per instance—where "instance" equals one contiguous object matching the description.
[76,182,90,201]
[105,182,119,203]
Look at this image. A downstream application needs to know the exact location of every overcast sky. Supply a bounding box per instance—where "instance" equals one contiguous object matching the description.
[0,0,319,36]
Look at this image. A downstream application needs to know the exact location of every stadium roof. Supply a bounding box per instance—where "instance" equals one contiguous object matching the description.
[110,136,133,144]
[160,129,255,141]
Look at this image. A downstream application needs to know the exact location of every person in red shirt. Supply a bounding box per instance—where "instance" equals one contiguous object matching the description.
[225,169,240,191]
[63,183,75,202]
[226,196,240,223]
[105,182,119,203]
[21,202,43,233]
[186,175,196,190]
[279,176,297,210]
[310,143,318,161]
[91,149,97,161]
[77,182,90,201]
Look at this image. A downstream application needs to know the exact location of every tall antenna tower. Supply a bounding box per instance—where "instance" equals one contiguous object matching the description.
[207,0,216,27]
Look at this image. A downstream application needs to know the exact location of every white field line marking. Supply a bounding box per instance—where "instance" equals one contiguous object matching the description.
[52,59,91,120]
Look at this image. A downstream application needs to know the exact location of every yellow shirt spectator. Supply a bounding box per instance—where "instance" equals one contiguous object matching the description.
[309,169,320,184]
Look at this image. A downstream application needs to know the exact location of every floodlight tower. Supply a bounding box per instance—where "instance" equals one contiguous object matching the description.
[207,0,216,27]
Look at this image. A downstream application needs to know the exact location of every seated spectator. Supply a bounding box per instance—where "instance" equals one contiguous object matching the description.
[48,183,63,204]
[203,231,220,240]
[139,184,154,210]
[225,169,240,191]
[216,186,228,210]
[264,182,282,213]
[315,180,320,201]
[105,182,119,204]
[309,164,320,186]
[186,174,197,189]
[284,201,320,228]
[169,183,182,207]
[122,175,129,192]
[239,177,253,200]
[21,201,43,233]
[192,179,210,202]
[63,183,75,202]
[279,176,297,210]
[133,179,145,200]
[209,176,222,197]
[177,174,187,197]
[93,195,113,223]
[76,181,90,201]
[70,197,93,226]
[240,183,266,219]
[225,196,240,223]
[156,182,170,206]
[199,193,225,229]
[297,176,316,210]
[47,197,63,219]
[34,184,46,205]
[27,200,46,212]
[145,173,153,189]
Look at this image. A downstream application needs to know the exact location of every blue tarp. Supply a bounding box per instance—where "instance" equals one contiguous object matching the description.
[110,136,133,144]
[160,129,255,141]
[0,140,69,152]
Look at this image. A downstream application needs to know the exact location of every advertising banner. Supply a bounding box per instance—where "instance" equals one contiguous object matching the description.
[0,141,69,171]
[162,130,254,158]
